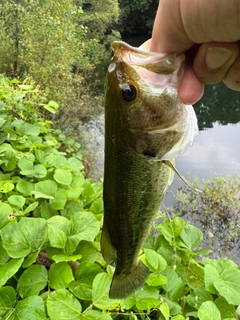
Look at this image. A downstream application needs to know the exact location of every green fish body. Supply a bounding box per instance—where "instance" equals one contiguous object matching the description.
[101,41,198,299]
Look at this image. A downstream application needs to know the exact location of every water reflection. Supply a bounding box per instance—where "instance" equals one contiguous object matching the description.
[194,82,240,130]
[164,83,240,206]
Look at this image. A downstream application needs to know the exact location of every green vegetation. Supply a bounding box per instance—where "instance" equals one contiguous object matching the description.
[0,0,120,126]
[0,75,239,320]
[118,0,158,37]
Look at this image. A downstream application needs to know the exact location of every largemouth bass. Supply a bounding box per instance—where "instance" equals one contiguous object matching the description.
[101,40,198,299]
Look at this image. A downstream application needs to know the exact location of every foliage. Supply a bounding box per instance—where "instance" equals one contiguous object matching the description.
[174,175,240,217]
[0,75,239,319]
[194,83,240,130]
[118,0,158,37]
[0,0,119,120]
[167,174,240,267]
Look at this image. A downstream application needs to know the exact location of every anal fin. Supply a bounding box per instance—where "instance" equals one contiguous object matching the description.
[100,223,116,266]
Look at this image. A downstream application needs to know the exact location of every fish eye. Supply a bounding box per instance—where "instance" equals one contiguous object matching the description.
[121,84,137,102]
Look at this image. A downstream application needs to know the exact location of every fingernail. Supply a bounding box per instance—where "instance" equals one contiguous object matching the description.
[205,47,232,70]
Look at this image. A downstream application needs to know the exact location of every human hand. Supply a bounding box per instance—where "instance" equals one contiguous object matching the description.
[150,0,240,104]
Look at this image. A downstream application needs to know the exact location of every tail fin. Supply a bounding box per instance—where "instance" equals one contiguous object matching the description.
[109,260,150,299]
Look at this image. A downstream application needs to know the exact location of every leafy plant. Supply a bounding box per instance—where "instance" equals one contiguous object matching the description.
[0,75,239,320]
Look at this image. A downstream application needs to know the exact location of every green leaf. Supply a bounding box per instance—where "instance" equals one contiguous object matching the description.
[9,295,46,320]
[74,241,98,263]
[0,286,16,318]
[40,201,57,219]
[1,218,48,258]
[17,265,48,298]
[187,260,204,288]
[134,285,159,301]
[66,212,100,254]
[198,301,221,320]
[69,281,92,301]
[52,254,82,263]
[47,289,82,320]
[171,316,185,320]
[0,240,10,263]
[18,158,34,175]
[136,298,160,310]
[76,262,108,284]
[52,155,67,168]
[146,273,167,287]
[16,180,34,196]
[92,273,120,310]
[47,216,71,248]
[213,269,240,305]
[157,217,184,244]
[43,100,59,114]
[144,249,167,272]
[35,150,46,164]
[161,266,183,293]
[0,202,15,229]
[214,297,237,319]
[49,262,74,289]
[80,310,112,320]
[50,189,67,210]
[8,195,26,208]
[32,164,47,178]
[3,156,17,171]
[17,123,40,136]
[71,174,85,188]
[34,180,58,199]
[69,262,103,300]
[0,258,24,287]
[54,169,72,185]
[204,264,221,294]
[186,288,213,310]
[178,224,203,249]
[0,180,14,193]
[66,187,84,200]
[22,251,39,268]
[24,201,39,214]
[67,157,84,172]
[160,302,170,320]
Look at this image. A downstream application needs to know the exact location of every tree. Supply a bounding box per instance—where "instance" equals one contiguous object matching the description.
[118,0,158,38]
[0,0,119,115]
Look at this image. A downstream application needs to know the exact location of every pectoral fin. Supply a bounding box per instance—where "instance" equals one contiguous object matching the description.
[162,160,202,192]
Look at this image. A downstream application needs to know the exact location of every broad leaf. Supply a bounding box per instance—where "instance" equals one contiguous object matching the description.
[17,265,48,298]
[92,273,120,310]
[0,287,16,318]
[0,258,24,287]
[47,289,82,320]
[49,262,74,289]
[9,296,46,320]
[1,218,48,258]
[198,301,221,320]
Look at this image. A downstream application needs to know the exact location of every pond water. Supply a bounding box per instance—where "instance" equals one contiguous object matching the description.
[164,83,240,206]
